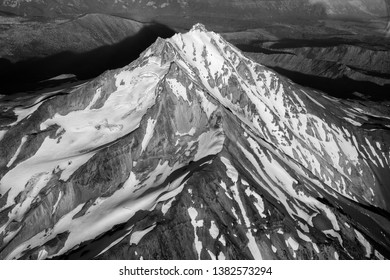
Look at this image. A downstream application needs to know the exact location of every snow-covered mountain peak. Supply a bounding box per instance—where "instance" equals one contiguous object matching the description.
[1,24,390,260]
[190,23,208,32]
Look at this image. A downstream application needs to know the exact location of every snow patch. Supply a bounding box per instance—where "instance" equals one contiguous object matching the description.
[52,191,63,215]
[176,127,196,137]
[97,230,132,257]
[245,187,266,218]
[323,229,343,246]
[86,87,103,109]
[161,197,175,215]
[286,237,299,251]
[167,78,189,102]
[141,118,157,152]
[130,224,156,245]
[218,251,226,260]
[221,157,263,259]
[46,74,76,81]
[7,136,27,167]
[209,221,219,239]
[10,102,42,126]
[208,250,216,260]
[194,130,224,161]
[354,229,372,257]
[344,117,361,126]
[375,250,384,260]
[334,251,339,260]
[219,235,226,246]
[37,249,48,260]
[0,130,7,141]
[188,207,204,259]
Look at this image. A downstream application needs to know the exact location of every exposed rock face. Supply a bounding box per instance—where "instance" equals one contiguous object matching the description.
[1,24,390,260]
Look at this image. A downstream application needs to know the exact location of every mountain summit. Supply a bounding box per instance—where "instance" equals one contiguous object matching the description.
[1,24,390,260]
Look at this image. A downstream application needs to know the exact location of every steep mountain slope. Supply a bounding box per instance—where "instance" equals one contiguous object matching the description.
[1,24,390,260]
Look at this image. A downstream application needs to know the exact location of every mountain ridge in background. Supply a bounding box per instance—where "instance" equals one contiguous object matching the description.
[1,0,387,20]
[1,0,389,99]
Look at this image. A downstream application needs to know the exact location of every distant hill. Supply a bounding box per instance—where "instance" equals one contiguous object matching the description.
[1,0,387,23]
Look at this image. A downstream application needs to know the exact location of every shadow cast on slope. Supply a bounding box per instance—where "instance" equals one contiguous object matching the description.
[268,66,390,101]
[0,22,175,95]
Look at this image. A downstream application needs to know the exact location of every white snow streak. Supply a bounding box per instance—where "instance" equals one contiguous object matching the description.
[130,224,156,245]
[188,207,204,259]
